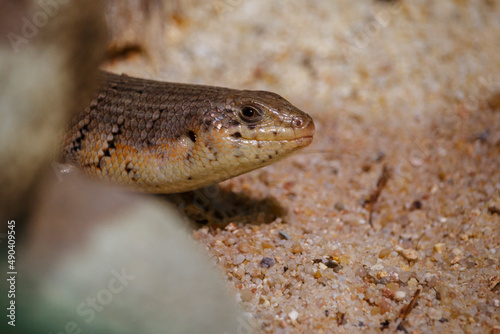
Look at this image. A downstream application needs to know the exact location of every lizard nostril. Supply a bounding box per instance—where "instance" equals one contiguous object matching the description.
[293,118,304,128]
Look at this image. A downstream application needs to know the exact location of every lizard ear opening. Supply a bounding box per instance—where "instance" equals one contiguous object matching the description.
[188,130,197,143]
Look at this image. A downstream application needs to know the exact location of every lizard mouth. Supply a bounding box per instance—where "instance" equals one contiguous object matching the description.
[236,116,315,143]
[294,135,314,146]
[276,118,315,145]
[227,134,313,150]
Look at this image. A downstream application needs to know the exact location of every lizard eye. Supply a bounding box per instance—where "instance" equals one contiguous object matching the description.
[239,105,262,123]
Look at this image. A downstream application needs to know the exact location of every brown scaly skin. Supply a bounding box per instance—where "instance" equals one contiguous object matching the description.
[63,72,315,193]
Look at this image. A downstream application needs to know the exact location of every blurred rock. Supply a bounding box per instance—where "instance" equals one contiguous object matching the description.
[9,173,245,333]
[0,0,105,220]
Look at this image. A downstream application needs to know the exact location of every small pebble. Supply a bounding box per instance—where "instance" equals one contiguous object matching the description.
[377,298,391,314]
[410,200,422,210]
[260,257,276,268]
[356,266,369,278]
[238,242,252,253]
[334,202,345,211]
[289,310,299,321]
[225,223,237,231]
[394,291,406,301]
[249,268,261,278]
[426,275,437,288]
[259,296,270,307]
[428,307,443,320]
[279,230,291,240]
[233,254,245,265]
[450,255,461,265]
[398,271,412,283]
[434,243,446,253]
[291,243,304,254]
[325,260,342,271]
[382,288,395,299]
[224,238,237,246]
[408,278,419,288]
[377,271,389,279]
[379,248,391,259]
[240,289,253,302]
[400,249,419,261]
[261,241,274,249]
[314,270,322,279]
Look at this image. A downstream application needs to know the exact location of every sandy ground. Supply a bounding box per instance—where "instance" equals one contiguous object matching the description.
[107,1,500,332]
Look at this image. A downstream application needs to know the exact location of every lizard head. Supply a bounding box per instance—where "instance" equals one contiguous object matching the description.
[171,89,315,192]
